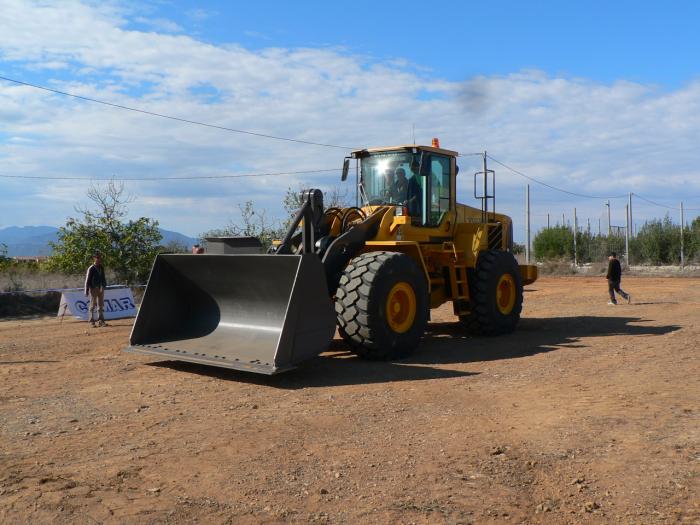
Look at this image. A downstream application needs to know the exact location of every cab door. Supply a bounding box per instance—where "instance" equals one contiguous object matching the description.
[415,152,454,230]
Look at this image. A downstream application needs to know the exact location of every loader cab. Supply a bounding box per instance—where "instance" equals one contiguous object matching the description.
[353,145,457,227]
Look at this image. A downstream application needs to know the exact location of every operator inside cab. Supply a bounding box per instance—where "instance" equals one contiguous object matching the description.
[383,167,420,216]
[359,147,452,226]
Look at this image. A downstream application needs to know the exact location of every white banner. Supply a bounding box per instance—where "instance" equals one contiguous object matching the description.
[57,288,137,320]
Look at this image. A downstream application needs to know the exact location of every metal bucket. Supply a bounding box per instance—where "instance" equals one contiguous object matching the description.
[125,254,336,374]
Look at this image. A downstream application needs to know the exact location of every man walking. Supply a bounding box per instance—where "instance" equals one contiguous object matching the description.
[606,252,631,305]
[84,253,108,326]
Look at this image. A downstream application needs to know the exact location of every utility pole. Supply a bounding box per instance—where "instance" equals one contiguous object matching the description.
[625,204,630,269]
[547,213,550,229]
[598,218,601,237]
[628,193,633,239]
[525,184,531,264]
[573,207,578,267]
[562,213,565,227]
[680,202,685,269]
[606,200,611,236]
[587,218,591,236]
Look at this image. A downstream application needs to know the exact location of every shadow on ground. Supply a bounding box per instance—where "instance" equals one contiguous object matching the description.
[149,354,478,389]
[147,315,679,388]
[411,315,680,366]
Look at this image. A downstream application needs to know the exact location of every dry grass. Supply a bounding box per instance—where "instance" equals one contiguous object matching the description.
[0,268,83,293]
[538,259,576,275]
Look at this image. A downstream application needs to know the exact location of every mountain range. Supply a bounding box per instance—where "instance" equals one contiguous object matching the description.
[0,226,199,257]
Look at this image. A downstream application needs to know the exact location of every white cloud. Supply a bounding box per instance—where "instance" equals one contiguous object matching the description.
[0,0,699,239]
[133,16,183,34]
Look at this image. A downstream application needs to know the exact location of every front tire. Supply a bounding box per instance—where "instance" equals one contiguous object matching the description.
[335,251,428,359]
[460,250,523,335]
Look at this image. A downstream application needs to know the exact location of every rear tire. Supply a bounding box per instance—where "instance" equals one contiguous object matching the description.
[459,250,523,335]
[335,251,428,360]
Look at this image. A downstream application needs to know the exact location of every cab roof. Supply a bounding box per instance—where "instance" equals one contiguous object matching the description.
[351,144,460,158]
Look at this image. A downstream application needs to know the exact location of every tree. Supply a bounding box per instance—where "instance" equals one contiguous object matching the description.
[0,243,10,271]
[47,181,162,284]
[631,214,681,265]
[532,226,574,261]
[685,216,700,263]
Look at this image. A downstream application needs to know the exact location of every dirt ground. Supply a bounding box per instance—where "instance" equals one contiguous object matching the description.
[1,276,698,524]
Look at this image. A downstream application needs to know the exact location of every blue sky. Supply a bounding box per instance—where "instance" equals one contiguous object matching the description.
[144,1,700,87]
[1,0,700,239]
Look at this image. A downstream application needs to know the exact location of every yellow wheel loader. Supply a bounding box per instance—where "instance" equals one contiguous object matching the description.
[126,141,537,374]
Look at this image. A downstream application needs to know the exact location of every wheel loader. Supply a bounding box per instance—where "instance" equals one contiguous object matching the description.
[126,140,538,374]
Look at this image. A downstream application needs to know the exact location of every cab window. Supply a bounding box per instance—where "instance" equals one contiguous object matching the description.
[428,154,451,226]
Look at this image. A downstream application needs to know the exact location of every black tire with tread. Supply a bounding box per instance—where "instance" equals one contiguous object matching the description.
[459,250,523,335]
[335,251,428,360]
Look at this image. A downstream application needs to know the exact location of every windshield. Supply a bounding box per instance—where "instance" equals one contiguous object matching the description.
[360,151,423,217]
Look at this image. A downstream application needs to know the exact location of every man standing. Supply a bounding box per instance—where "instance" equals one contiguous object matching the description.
[84,253,108,326]
[606,252,631,305]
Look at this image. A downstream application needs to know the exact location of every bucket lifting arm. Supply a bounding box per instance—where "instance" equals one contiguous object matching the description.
[275,189,325,255]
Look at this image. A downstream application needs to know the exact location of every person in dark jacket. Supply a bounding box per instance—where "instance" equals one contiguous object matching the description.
[84,253,108,326]
[606,252,631,305]
[395,168,422,218]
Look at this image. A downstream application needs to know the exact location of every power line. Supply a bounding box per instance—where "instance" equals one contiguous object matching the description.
[633,192,700,212]
[486,154,628,200]
[633,193,677,210]
[0,75,354,150]
[0,168,341,181]
[486,153,700,211]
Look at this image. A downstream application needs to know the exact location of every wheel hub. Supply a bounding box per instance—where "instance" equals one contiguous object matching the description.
[385,282,417,333]
[496,274,516,315]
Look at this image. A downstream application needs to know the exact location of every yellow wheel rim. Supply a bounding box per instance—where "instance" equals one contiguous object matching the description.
[385,282,417,334]
[496,274,516,315]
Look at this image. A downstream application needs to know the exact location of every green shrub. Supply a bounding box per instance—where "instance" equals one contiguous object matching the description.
[533,226,573,261]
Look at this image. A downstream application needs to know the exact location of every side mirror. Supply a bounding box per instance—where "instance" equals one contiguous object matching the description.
[341,158,350,181]
[419,153,432,177]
